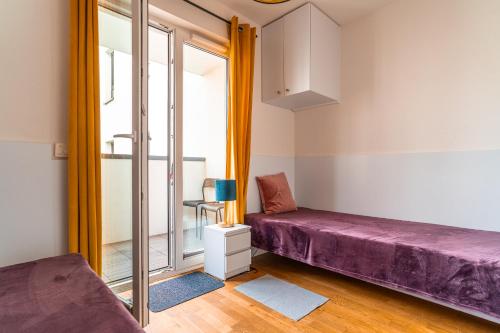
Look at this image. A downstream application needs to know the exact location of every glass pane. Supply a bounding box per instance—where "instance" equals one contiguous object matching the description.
[148,26,170,272]
[98,7,133,289]
[182,44,227,257]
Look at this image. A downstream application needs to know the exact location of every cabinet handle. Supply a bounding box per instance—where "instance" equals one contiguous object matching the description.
[276,90,281,95]
[285,88,290,92]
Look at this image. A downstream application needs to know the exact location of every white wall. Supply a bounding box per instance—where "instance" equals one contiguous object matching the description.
[296,0,500,156]
[0,0,69,266]
[0,143,67,266]
[296,151,500,231]
[295,0,500,231]
[0,0,68,143]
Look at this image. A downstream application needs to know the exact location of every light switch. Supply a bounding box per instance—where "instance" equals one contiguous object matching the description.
[54,143,68,159]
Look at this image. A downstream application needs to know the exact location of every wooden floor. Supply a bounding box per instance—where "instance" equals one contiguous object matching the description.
[145,253,500,333]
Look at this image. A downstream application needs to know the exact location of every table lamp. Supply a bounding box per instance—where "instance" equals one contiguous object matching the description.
[215,179,236,228]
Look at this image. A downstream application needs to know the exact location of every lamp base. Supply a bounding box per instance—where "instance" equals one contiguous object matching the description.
[217,222,234,228]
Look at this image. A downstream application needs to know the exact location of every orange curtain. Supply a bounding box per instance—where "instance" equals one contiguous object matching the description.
[68,0,102,275]
[225,17,256,224]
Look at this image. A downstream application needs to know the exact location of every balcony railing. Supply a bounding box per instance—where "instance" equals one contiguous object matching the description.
[101,156,206,245]
[101,153,205,162]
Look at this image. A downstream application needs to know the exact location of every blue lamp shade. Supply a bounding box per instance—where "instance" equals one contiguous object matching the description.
[215,179,237,202]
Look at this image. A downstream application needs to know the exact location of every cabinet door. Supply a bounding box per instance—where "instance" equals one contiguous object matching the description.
[310,5,340,101]
[262,18,284,102]
[284,4,310,96]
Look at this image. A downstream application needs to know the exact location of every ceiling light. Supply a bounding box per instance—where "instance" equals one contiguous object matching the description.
[254,0,290,4]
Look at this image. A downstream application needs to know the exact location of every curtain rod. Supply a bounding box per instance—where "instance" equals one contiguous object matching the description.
[183,0,231,25]
[182,0,258,37]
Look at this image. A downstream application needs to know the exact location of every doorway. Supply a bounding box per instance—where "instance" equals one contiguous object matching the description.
[97,0,228,326]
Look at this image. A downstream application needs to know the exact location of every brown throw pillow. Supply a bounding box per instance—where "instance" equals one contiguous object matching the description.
[256,172,297,214]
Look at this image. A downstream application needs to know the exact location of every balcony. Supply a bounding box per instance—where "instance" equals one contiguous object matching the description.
[101,156,218,283]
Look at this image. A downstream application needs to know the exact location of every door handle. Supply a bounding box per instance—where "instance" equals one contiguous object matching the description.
[169,164,174,184]
[113,132,137,143]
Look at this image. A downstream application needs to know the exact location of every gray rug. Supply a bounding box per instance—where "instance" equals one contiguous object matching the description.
[235,274,328,321]
[149,271,224,312]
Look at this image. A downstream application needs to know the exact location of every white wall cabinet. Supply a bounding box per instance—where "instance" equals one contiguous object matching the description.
[261,17,284,102]
[261,3,340,111]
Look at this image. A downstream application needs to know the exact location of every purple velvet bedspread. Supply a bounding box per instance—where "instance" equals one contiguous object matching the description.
[246,208,500,319]
[0,254,144,333]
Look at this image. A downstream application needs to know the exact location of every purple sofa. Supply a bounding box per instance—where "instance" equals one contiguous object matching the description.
[0,254,144,333]
[246,208,500,320]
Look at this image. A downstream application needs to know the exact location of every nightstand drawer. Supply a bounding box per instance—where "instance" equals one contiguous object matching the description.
[225,232,250,255]
[225,249,251,273]
[204,224,251,280]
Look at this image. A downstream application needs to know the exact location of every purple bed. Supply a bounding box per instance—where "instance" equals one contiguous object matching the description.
[0,254,144,333]
[246,208,500,321]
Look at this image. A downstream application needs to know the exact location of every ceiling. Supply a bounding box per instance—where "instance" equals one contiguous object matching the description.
[213,0,394,26]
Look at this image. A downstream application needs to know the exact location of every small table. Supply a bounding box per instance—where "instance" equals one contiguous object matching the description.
[204,224,251,280]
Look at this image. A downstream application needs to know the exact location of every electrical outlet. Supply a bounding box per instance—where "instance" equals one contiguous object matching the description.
[54,143,68,159]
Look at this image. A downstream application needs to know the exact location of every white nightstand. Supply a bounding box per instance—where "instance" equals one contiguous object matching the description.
[204,224,251,280]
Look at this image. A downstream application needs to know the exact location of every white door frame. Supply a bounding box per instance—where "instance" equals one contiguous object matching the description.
[172,27,207,271]
[131,0,149,326]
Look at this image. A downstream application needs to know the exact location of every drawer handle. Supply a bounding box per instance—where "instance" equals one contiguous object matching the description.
[225,247,251,256]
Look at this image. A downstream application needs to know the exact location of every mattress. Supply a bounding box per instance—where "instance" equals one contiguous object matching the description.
[245,208,500,319]
[0,254,144,333]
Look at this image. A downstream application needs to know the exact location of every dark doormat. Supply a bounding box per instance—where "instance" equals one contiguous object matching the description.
[149,271,224,312]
